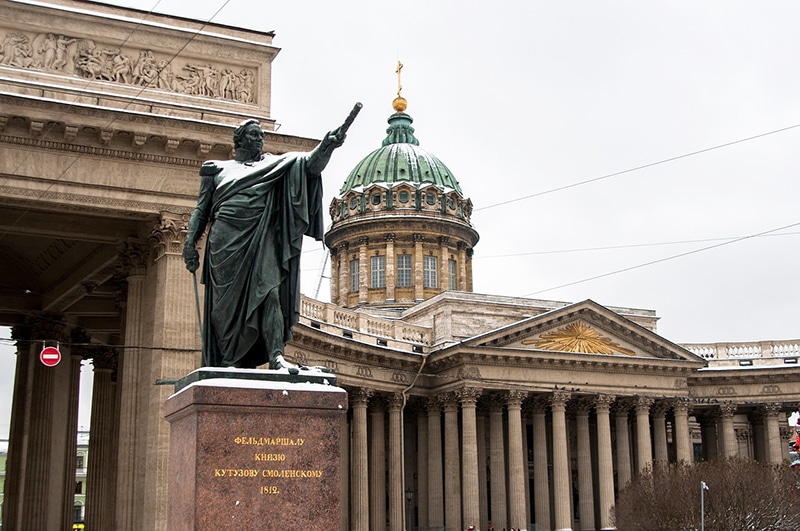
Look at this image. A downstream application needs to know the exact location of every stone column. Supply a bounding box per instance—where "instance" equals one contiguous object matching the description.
[328,247,339,304]
[594,395,615,531]
[413,233,425,300]
[477,410,489,531]
[652,402,669,466]
[574,399,594,531]
[5,315,77,531]
[762,403,783,464]
[507,390,528,531]
[443,393,462,531]
[699,412,718,461]
[427,397,445,528]
[369,395,386,531]
[115,241,148,531]
[488,397,508,531]
[144,213,201,531]
[634,396,653,474]
[358,236,369,304]
[459,387,482,530]
[672,399,693,463]
[416,407,429,528]
[440,236,450,292]
[351,388,371,531]
[550,390,572,531]
[457,241,468,291]
[719,403,738,458]
[531,396,551,531]
[3,325,31,530]
[388,394,404,531]
[337,242,349,305]
[85,348,119,531]
[385,233,396,301]
[614,401,632,488]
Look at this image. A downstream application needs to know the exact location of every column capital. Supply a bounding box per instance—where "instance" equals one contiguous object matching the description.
[369,393,387,412]
[719,402,737,418]
[351,387,373,406]
[387,392,404,411]
[506,389,527,408]
[425,396,442,414]
[23,313,68,344]
[149,212,189,260]
[456,387,481,406]
[530,394,550,414]
[672,397,693,416]
[116,240,149,278]
[633,395,655,414]
[614,399,632,416]
[385,233,396,242]
[571,397,594,415]
[652,401,670,418]
[594,394,615,413]
[439,392,459,412]
[760,402,782,418]
[358,236,369,246]
[549,390,571,410]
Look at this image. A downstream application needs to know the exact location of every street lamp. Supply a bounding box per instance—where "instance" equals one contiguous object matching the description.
[701,481,709,531]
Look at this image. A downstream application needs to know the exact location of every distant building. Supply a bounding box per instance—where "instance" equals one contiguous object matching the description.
[0,1,798,530]
[0,433,88,529]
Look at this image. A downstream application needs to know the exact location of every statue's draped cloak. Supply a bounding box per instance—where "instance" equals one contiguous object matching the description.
[196,154,323,367]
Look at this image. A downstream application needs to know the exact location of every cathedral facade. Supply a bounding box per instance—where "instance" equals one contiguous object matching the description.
[0,1,798,530]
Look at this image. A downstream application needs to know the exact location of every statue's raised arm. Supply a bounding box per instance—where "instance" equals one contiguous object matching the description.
[308,102,362,174]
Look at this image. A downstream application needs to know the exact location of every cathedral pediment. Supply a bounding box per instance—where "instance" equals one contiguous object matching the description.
[466,299,704,363]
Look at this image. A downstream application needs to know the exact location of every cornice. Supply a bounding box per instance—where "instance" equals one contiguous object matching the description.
[0,182,193,217]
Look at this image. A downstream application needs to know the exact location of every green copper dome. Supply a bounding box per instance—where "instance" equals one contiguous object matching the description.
[339,112,463,195]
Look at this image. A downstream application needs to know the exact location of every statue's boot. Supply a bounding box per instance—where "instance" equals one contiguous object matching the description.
[269,353,299,375]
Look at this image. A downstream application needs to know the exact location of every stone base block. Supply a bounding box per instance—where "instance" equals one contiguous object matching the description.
[164,369,348,530]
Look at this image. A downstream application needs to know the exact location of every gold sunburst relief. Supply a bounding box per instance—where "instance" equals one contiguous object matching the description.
[521,321,636,356]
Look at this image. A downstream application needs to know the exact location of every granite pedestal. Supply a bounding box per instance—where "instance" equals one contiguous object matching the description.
[164,368,347,530]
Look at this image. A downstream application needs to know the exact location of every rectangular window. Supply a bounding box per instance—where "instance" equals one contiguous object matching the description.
[370,256,385,288]
[448,259,457,290]
[76,455,84,469]
[423,255,438,288]
[349,259,359,292]
[396,254,412,288]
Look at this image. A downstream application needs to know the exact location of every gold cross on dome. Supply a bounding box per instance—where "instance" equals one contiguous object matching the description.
[396,61,403,98]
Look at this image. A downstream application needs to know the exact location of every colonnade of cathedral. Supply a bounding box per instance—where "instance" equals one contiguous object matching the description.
[2,213,199,531]
[338,387,788,531]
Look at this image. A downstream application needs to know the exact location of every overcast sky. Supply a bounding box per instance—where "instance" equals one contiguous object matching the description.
[3,0,800,437]
[171,0,799,345]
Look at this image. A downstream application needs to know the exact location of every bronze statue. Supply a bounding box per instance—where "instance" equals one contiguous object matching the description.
[183,105,360,370]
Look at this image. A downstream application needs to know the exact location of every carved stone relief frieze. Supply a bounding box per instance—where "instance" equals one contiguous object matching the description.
[0,30,257,104]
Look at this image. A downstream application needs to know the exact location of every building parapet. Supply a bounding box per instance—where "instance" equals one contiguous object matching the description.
[299,295,432,352]
[683,340,800,367]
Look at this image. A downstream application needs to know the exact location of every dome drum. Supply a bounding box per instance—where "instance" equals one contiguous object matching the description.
[327,230,474,309]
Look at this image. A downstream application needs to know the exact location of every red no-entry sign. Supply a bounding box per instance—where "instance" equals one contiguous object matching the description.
[40,346,61,367]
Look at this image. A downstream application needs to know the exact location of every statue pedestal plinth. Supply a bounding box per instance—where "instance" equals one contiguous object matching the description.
[164,368,347,531]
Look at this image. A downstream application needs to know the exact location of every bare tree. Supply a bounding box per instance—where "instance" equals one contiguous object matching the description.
[614,458,800,531]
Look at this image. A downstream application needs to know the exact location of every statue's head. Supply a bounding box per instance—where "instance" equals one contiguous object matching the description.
[233,119,264,161]
[233,119,262,148]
